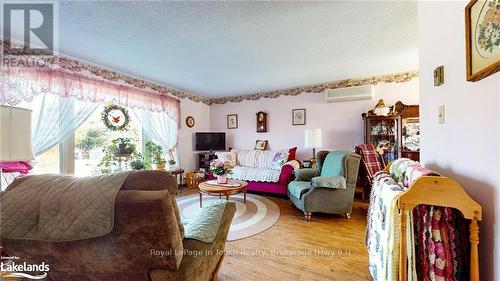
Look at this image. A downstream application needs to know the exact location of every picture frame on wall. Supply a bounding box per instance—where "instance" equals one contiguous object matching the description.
[465,0,500,82]
[227,114,238,129]
[255,140,268,150]
[185,116,195,128]
[292,108,306,125]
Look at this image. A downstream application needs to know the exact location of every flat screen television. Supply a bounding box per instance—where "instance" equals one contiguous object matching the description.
[195,132,226,151]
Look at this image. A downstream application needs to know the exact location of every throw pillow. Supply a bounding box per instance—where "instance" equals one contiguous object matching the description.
[215,151,237,167]
[272,152,289,170]
[287,147,297,161]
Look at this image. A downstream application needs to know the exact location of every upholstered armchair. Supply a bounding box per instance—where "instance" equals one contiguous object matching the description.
[1,171,236,281]
[288,151,361,221]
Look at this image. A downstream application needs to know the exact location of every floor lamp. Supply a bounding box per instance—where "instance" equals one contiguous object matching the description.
[0,105,34,191]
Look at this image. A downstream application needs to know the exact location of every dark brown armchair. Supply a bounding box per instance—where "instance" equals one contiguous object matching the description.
[1,171,236,281]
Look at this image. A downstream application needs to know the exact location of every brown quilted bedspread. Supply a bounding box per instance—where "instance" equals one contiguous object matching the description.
[0,172,131,242]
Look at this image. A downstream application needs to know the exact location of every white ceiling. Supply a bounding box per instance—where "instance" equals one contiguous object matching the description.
[55,1,417,98]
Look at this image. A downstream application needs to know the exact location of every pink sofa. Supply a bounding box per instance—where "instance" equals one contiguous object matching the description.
[213,147,299,196]
[245,164,296,195]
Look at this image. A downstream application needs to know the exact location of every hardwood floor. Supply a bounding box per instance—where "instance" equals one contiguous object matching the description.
[179,188,371,281]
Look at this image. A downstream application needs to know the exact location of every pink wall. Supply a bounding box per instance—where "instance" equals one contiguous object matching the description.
[209,79,419,161]
[178,99,211,171]
[419,2,500,279]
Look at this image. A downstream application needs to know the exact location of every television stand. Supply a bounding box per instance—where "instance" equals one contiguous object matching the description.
[198,152,217,170]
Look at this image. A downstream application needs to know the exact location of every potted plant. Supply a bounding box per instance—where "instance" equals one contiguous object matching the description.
[209,159,232,184]
[112,137,135,156]
[98,138,138,174]
[145,140,165,170]
[130,153,146,170]
[97,144,119,174]
[153,156,166,171]
[167,159,176,170]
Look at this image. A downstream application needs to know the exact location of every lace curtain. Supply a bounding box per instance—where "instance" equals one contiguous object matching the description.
[1,68,180,160]
[0,68,180,126]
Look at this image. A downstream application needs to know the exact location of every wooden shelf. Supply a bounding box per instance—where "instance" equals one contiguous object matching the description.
[198,152,216,170]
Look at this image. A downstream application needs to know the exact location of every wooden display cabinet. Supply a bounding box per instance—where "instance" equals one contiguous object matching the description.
[362,101,420,162]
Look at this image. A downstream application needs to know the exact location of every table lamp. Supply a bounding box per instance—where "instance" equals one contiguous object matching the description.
[304,128,322,168]
[0,105,33,191]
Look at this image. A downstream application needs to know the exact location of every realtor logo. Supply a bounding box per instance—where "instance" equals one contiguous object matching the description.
[2,3,55,55]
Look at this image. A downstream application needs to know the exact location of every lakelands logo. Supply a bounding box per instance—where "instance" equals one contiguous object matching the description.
[1,2,58,68]
[0,257,50,280]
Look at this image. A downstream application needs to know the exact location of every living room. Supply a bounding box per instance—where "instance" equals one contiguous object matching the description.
[0,1,499,281]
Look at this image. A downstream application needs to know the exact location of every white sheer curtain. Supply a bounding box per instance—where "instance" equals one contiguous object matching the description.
[132,109,179,165]
[32,94,99,155]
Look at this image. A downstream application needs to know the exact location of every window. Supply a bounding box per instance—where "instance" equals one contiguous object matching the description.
[74,105,143,177]
[27,102,144,176]
[32,145,60,174]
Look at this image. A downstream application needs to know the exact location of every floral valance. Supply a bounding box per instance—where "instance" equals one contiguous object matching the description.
[0,68,181,125]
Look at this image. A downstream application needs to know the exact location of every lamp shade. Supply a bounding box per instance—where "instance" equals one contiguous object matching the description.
[304,129,322,148]
[0,105,34,161]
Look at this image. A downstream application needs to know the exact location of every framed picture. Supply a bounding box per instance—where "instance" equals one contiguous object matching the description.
[465,0,500,81]
[185,116,195,128]
[292,108,306,125]
[255,140,268,150]
[227,114,238,129]
[302,160,312,168]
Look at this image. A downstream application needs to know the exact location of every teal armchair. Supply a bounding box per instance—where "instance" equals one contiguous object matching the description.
[288,151,361,221]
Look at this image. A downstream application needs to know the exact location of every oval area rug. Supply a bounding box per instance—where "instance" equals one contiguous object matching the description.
[176,193,280,241]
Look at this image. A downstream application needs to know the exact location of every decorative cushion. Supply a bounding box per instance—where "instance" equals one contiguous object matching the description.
[287,147,297,161]
[254,150,277,170]
[284,160,301,171]
[182,200,227,243]
[234,149,257,168]
[0,161,33,175]
[228,166,281,183]
[272,152,289,170]
[320,151,349,177]
[288,181,311,199]
[215,151,237,167]
[232,148,296,171]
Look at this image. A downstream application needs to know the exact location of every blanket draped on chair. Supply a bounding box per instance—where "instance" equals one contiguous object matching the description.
[366,172,404,281]
[0,172,131,242]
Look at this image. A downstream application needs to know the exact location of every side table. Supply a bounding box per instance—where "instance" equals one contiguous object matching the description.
[167,169,184,193]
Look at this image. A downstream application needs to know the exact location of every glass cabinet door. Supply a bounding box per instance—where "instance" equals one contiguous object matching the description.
[402,118,420,150]
[366,117,400,164]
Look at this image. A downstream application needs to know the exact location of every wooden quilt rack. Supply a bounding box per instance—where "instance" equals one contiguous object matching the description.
[395,175,482,281]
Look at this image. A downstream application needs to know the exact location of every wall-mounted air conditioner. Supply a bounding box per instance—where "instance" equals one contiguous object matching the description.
[325,85,373,102]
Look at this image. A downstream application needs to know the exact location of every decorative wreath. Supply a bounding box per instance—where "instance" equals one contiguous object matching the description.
[101,104,130,131]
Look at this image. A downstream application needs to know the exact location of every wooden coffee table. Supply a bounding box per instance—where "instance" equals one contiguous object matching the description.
[198,179,248,207]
